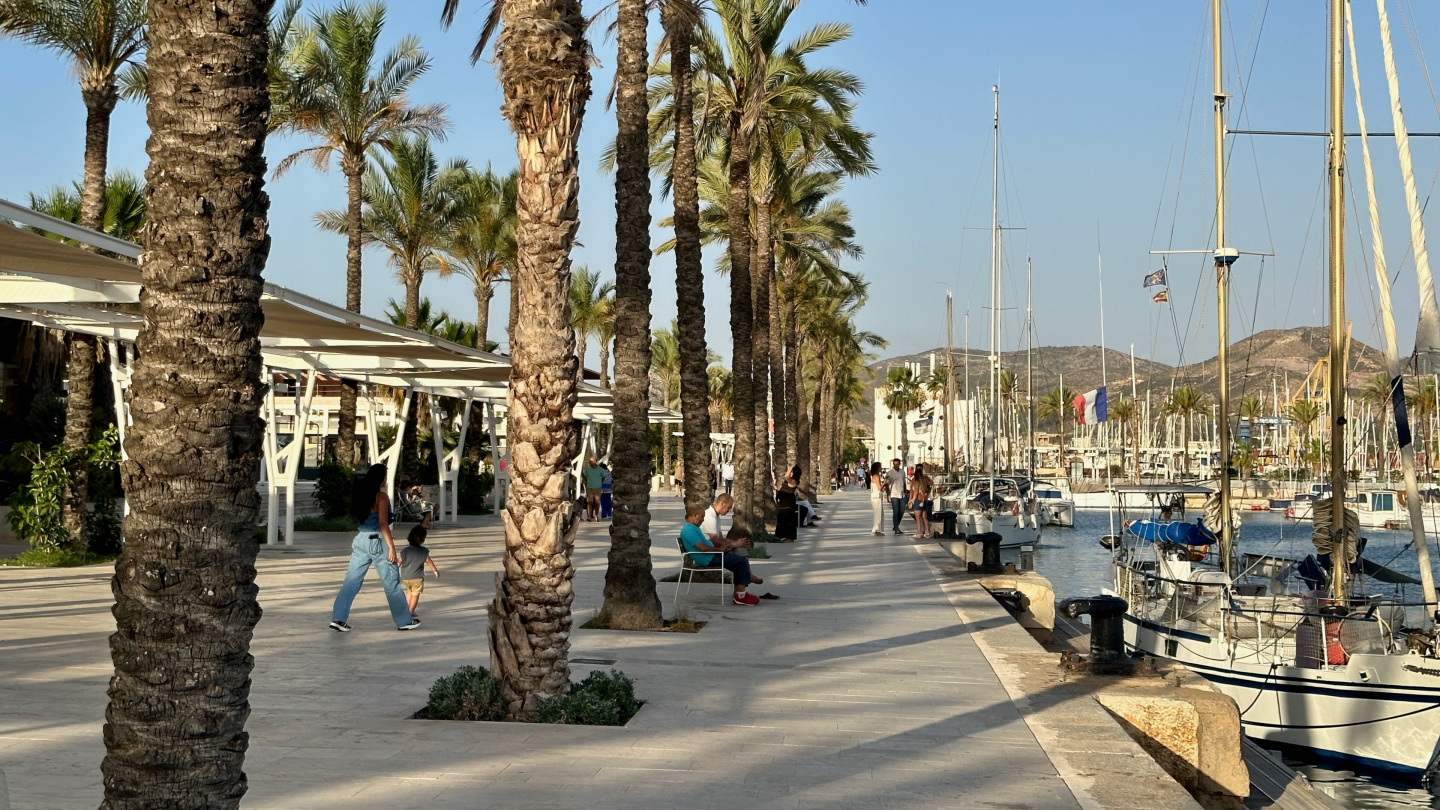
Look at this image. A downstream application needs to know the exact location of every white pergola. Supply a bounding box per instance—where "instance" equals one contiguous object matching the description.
[0,199,679,545]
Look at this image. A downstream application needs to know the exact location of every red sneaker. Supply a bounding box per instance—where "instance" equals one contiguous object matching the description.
[733,592,760,606]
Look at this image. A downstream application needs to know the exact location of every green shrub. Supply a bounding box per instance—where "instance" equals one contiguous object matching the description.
[426,666,507,721]
[458,463,494,514]
[0,548,116,567]
[6,425,121,555]
[293,515,359,532]
[86,490,123,555]
[313,461,354,519]
[534,669,640,726]
[747,544,770,560]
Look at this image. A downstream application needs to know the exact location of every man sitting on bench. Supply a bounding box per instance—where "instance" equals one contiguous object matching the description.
[680,505,763,606]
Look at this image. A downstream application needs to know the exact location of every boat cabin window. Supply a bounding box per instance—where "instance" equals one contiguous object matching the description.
[1373,492,1394,512]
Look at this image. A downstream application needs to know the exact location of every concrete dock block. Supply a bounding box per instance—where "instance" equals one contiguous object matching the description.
[1096,687,1249,810]
[976,572,1055,642]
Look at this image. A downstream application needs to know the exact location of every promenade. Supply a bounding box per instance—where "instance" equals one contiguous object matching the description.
[0,490,1188,809]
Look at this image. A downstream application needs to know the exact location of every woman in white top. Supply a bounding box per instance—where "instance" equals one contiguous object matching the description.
[869,461,885,536]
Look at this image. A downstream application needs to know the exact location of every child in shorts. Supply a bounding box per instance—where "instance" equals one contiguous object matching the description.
[399,525,440,622]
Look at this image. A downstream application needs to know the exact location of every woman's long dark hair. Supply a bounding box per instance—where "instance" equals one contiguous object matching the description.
[869,461,882,478]
[352,464,388,521]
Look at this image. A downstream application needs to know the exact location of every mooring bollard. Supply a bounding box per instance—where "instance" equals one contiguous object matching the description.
[967,532,1004,574]
[933,510,959,539]
[1061,596,1129,666]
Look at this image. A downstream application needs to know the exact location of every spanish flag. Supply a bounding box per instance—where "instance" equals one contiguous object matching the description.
[1152,289,1169,303]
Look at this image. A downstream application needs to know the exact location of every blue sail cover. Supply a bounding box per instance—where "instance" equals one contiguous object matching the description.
[1126,519,1216,547]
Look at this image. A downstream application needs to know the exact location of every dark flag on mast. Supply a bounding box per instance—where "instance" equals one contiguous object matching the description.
[1392,375,1413,449]
[1143,268,1168,288]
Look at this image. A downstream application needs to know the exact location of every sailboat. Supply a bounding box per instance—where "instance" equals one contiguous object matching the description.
[1107,0,1440,776]
[940,86,1043,549]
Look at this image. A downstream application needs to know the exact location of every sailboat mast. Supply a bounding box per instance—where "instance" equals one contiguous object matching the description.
[1328,0,1350,601]
[1212,0,1237,575]
[946,292,955,475]
[990,84,1001,488]
[1028,259,1035,478]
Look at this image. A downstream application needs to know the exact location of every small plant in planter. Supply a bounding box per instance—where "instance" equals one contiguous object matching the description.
[423,666,640,726]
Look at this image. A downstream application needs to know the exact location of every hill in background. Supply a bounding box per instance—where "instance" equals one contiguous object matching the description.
[857,326,1385,430]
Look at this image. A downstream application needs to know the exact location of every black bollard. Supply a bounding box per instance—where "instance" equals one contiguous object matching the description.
[968,532,1004,574]
[1061,596,1130,667]
[932,510,958,539]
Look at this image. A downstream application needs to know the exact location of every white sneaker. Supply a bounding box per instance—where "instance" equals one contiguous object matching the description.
[397,620,421,631]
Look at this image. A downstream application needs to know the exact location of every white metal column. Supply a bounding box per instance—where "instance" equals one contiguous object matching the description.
[379,390,413,504]
[262,371,317,546]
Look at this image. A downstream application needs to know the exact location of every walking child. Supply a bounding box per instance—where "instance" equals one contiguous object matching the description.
[399,525,440,621]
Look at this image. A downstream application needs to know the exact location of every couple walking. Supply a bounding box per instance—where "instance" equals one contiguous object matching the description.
[869,459,932,538]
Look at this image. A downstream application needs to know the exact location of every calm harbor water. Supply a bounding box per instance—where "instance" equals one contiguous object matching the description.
[1019,509,1440,809]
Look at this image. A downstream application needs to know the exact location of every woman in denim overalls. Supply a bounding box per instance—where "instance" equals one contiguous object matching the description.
[330,464,418,631]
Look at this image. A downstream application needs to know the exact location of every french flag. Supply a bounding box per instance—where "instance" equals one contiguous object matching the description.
[1072,387,1107,425]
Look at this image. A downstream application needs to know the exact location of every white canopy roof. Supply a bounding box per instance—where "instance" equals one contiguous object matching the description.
[0,198,679,422]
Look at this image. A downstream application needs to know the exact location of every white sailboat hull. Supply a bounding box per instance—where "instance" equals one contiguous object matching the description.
[1038,499,1075,527]
[953,513,1041,548]
[1123,613,1440,773]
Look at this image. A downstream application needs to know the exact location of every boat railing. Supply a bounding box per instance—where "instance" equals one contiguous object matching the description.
[1116,559,1425,663]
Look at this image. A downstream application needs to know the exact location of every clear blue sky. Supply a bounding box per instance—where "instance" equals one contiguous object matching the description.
[4,1,1440,369]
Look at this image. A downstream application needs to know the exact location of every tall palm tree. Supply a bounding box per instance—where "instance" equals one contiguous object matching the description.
[1163,385,1208,477]
[442,0,591,719]
[444,166,518,350]
[1359,373,1392,478]
[568,266,615,384]
[1037,385,1077,477]
[3,0,147,550]
[882,367,922,463]
[274,0,448,466]
[1108,397,1137,481]
[28,169,148,245]
[1407,376,1437,480]
[1287,399,1323,477]
[318,135,465,330]
[708,363,733,430]
[652,324,681,482]
[654,0,713,514]
[99,0,270,804]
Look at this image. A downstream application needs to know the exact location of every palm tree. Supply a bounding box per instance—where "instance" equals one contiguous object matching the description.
[444,166,518,350]
[882,367,922,464]
[318,135,465,330]
[442,0,591,719]
[1359,372,1392,478]
[99,0,269,803]
[657,0,713,515]
[1286,399,1323,477]
[28,169,148,244]
[568,266,615,385]
[708,364,733,430]
[3,0,146,551]
[1234,440,1258,497]
[1407,376,1437,480]
[384,298,448,335]
[1109,397,1137,481]
[275,0,448,466]
[1163,385,1208,477]
[1036,386,1077,477]
[651,324,681,483]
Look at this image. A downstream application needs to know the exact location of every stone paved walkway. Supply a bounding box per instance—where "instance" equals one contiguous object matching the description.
[1,490,1087,809]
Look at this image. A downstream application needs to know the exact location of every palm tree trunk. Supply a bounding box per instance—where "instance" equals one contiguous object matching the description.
[488,0,590,719]
[62,83,120,550]
[752,195,774,529]
[726,112,756,533]
[598,336,610,388]
[818,377,836,496]
[784,275,800,469]
[335,162,365,467]
[475,278,493,348]
[400,276,422,479]
[597,0,661,630]
[101,1,271,804]
[802,380,821,502]
[575,329,588,386]
[665,8,713,513]
[769,253,787,485]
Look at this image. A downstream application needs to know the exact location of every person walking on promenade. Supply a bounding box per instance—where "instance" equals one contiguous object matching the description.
[909,463,933,539]
[399,524,440,622]
[885,458,908,535]
[583,455,604,520]
[599,463,614,519]
[330,464,421,632]
[722,459,735,495]
[869,461,886,536]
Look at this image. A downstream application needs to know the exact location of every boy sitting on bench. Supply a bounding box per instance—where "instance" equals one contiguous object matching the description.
[680,505,764,606]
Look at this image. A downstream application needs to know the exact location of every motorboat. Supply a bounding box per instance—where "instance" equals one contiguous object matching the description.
[1032,478,1075,527]
[938,475,1042,549]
